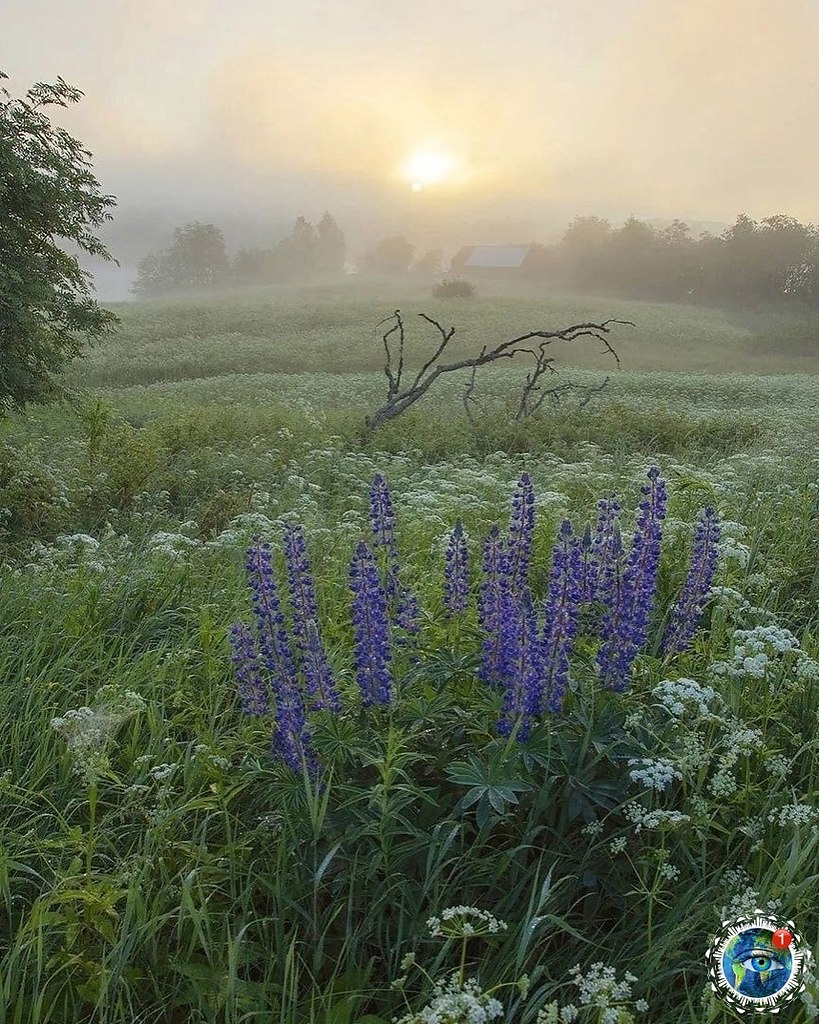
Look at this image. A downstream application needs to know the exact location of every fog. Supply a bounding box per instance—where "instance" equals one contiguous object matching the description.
[6,0,819,298]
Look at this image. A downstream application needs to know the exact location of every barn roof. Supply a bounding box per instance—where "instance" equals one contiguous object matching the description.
[463,245,531,268]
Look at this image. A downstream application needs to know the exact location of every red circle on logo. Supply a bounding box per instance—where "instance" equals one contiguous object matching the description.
[773,928,793,949]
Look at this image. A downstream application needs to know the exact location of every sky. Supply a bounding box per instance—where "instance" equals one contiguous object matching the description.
[5,0,819,295]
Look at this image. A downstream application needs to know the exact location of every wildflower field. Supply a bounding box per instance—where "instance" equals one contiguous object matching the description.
[2,283,819,1023]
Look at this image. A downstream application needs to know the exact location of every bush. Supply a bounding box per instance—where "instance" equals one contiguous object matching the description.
[433,278,475,299]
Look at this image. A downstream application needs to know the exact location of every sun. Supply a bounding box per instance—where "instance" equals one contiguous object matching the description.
[403,149,458,192]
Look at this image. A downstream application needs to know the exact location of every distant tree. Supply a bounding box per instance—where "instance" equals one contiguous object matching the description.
[607,217,658,296]
[231,247,279,287]
[271,216,317,280]
[133,221,229,296]
[315,212,346,274]
[132,249,168,298]
[558,216,613,290]
[165,222,229,290]
[414,248,443,275]
[0,71,118,413]
[367,235,415,274]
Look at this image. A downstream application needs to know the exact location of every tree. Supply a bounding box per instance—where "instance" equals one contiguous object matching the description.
[367,235,415,274]
[165,222,228,290]
[414,248,443,275]
[315,212,346,274]
[133,222,229,296]
[231,247,278,287]
[0,71,117,413]
[132,249,168,298]
[276,216,317,279]
[558,216,613,290]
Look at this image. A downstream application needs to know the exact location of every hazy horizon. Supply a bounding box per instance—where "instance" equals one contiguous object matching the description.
[6,0,819,297]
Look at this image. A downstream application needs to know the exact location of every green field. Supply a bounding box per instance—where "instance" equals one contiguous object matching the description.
[2,282,819,1023]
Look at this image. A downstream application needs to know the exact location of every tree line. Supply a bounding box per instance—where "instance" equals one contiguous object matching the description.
[132,216,448,297]
[525,213,819,305]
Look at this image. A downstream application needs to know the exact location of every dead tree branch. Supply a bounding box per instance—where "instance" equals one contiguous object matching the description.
[364,311,631,432]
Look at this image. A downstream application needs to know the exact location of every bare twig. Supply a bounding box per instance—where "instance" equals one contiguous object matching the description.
[462,348,485,425]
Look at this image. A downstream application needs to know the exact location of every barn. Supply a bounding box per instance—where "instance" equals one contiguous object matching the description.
[448,244,540,277]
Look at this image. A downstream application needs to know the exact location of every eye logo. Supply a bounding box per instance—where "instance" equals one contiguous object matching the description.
[706,913,811,1013]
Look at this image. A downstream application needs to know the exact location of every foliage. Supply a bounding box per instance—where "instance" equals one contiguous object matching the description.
[367,235,415,274]
[0,71,117,414]
[133,222,229,297]
[433,278,476,299]
[549,212,819,306]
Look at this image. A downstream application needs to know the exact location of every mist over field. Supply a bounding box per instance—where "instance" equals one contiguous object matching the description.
[7,0,819,299]
[4,3,819,1022]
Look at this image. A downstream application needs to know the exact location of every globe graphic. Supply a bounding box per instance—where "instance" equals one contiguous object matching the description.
[722,928,793,999]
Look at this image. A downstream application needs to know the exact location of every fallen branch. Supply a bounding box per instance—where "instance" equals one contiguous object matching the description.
[364,311,631,432]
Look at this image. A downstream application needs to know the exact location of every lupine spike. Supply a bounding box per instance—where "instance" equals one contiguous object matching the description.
[541,520,585,713]
[229,622,271,716]
[587,497,622,604]
[444,521,471,616]
[245,538,298,688]
[369,472,420,633]
[507,472,536,594]
[478,526,517,687]
[244,538,317,775]
[283,523,341,713]
[662,505,720,655]
[597,468,667,692]
[497,587,544,740]
[349,540,393,706]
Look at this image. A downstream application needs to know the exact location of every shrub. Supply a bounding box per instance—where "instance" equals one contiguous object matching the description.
[433,278,475,299]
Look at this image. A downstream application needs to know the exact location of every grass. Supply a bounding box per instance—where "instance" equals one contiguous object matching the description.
[2,278,819,1022]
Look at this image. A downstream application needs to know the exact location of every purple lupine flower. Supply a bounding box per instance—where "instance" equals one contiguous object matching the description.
[349,540,393,706]
[586,496,623,604]
[444,521,470,615]
[497,588,545,741]
[369,472,421,634]
[270,676,319,777]
[229,622,271,715]
[597,468,667,692]
[245,538,317,775]
[283,523,341,713]
[541,521,585,713]
[396,588,421,633]
[507,472,536,594]
[478,525,519,689]
[662,506,720,655]
[369,472,396,551]
[579,524,593,603]
[246,538,298,689]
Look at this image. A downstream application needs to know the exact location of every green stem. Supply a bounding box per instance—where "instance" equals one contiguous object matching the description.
[86,779,97,883]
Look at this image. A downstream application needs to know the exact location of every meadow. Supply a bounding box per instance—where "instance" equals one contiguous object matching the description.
[1,279,819,1023]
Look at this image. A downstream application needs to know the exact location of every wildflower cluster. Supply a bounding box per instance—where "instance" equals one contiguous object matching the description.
[51,686,146,781]
[391,906,524,1024]
[536,962,649,1023]
[426,906,509,939]
[710,624,819,689]
[627,757,682,792]
[230,467,723,774]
